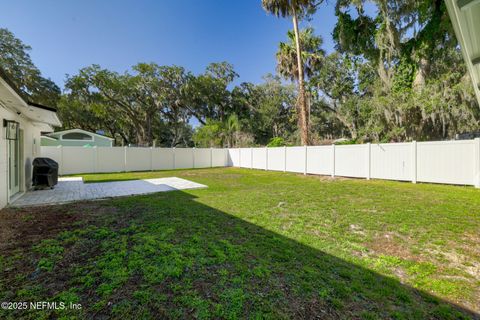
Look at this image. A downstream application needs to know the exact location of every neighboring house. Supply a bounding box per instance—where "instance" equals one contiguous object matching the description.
[0,68,61,209]
[41,129,114,147]
[445,0,480,106]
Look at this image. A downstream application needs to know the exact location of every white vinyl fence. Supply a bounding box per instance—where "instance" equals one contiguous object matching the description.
[41,139,480,187]
[41,146,229,175]
[227,139,480,188]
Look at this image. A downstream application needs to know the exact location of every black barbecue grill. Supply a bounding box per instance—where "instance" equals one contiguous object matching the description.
[32,158,59,189]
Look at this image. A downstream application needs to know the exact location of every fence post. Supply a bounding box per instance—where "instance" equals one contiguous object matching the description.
[475,138,480,188]
[265,147,268,170]
[93,146,98,173]
[173,147,176,170]
[331,144,336,178]
[284,146,287,172]
[123,146,127,172]
[59,145,64,175]
[251,147,253,169]
[192,147,196,168]
[304,145,307,175]
[366,143,371,180]
[238,148,241,168]
[150,147,153,171]
[412,141,417,184]
[210,147,213,168]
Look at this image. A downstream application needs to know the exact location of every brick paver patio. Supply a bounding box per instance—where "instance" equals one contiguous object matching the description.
[11,177,207,207]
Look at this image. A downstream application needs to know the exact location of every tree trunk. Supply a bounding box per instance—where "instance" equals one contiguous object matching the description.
[292,8,309,145]
[413,58,429,91]
[136,124,147,146]
[331,101,357,140]
[146,113,153,147]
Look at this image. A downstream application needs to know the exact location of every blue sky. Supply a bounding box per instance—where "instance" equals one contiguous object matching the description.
[1,0,344,89]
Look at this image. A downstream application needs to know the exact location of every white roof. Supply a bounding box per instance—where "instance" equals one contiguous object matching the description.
[48,128,114,140]
[445,0,480,105]
[40,135,58,141]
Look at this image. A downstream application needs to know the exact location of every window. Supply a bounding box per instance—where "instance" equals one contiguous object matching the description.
[62,132,93,141]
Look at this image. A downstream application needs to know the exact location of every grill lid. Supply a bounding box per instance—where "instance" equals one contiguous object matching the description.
[33,157,58,169]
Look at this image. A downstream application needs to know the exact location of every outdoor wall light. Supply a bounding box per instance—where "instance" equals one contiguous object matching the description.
[3,119,19,140]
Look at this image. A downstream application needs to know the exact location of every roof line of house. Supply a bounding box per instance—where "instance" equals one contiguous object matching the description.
[445,0,480,106]
[40,135,58,141]
[48,128,115,140]
[27,101,57,113]
[0,66,57,112]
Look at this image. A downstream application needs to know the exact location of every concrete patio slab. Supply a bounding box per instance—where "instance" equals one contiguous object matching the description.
[11,177,207,207]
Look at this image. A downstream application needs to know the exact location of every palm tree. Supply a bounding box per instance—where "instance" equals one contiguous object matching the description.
[276,28,324,81]
[277,28,324,144]
[262,0,321,145]
[223,113,241,147]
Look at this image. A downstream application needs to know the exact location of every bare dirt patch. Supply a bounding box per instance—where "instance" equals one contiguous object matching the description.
[366,231,419,262]
[305,174,349,181]
[0,202,114,255]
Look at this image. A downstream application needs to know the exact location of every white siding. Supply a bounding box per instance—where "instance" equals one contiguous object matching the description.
[1,106,43,208]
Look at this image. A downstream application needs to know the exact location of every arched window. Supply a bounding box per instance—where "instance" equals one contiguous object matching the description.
[62,132,93,141]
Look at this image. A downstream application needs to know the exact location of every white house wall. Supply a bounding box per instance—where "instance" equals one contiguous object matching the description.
[1,106,42,209]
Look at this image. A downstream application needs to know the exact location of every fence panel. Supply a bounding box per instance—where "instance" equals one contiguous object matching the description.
[152,148,174,170]
[125,147,151,172]
[194,148,211,168]
[267,147,285,171]
[212,149,228,167]
[227,149,240,167]
[370,143,412,181]
[174,148,194,169]
[62,147,95,175]
[417,140,475,185]
[334,145,367,178]
[240,148,252,168]
[307,146,332,175]
[286,146,305,173]
[252,148,267,170]
[41,139,480,187]
[97,147,125,173]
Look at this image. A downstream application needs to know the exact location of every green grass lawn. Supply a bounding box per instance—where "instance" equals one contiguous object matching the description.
[1,168,479,319]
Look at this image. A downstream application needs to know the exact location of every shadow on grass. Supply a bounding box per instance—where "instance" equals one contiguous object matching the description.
[0,190,477,319]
